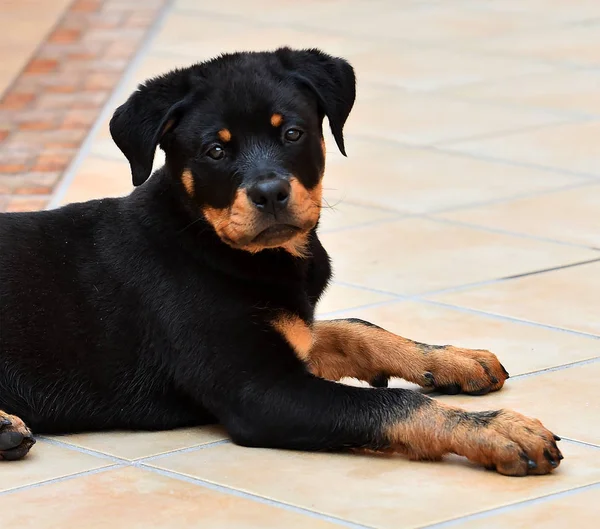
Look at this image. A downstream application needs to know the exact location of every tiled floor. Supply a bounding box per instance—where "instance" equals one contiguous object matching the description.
[1,0,599,527]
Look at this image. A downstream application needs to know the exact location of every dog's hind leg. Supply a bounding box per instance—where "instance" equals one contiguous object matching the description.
[0,410,35,461]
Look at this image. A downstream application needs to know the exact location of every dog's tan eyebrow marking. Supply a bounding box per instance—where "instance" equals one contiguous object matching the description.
[270,113,283,127]
[218,129,232,142]
[181,169,195,197]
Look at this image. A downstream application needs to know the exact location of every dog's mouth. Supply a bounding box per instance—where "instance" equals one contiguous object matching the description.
[251,224,302,247]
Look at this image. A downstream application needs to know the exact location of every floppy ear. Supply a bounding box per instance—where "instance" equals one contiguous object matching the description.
[109,69,195,186]
[277,47,356,156]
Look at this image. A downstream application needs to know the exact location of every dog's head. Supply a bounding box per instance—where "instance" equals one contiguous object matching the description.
[110,48,355,256]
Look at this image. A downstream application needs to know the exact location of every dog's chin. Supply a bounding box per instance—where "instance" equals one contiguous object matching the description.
[221,222,314,253]
[251,224,302,248]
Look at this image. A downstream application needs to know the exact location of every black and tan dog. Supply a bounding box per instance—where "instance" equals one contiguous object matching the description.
[0,48,562,475]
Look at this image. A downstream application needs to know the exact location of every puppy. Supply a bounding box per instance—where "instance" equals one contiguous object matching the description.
[0,48,562,475]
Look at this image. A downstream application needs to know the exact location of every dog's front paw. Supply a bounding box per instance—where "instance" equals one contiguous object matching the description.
[455,409,563,476]
[0,412,35,461]
[422,347,509,396]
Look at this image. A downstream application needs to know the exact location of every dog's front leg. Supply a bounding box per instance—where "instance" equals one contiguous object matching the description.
[306,318,509,394]
[210,374,561,476]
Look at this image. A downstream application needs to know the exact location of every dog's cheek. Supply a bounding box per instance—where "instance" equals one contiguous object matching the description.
[203,189,259,246]
[288,177,323,229]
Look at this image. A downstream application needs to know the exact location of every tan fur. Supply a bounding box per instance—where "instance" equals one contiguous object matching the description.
[271,314,313,360]
[202,177,322,257]
[202,189,257,248]
[218,128,232,142]
[181,169,195,197]
[270,113,283,127]
[384,404,561,476]
[306,321,507,393]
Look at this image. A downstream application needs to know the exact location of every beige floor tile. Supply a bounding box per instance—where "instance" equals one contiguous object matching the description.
[0,441,111,493]
[446,121,600,175]
[45,425,228,461]
[324,137,576,213]
[316,283,395,316]
[438,361,600,446]
[151,12,370,61]
[346,86,564,146]
[173,0,342,23]
[349,45,554,92]
[0,466,338,529]
[297,3,542,43]
[436,184,600,248]
[328,300,600,376]
[456,485,600,529]
[58,156,134,206]
[318,200,399,233]
[429,260,600,336]
[450,70,600,116]
[472,0,600,23]
[320,217,598,295]
[149,441,599,529]
[480,23,600,67]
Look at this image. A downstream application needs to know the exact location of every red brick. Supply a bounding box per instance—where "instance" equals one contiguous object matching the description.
[46,85,79,94]
[0,93,35,110]
[49,28,82,44]
[45,141,80,150]
[0,130,9,142]
[19,121,55,131]
[84,72,121,90]
[32,153,72,172]
[0,164,27,173]
[62,109,99,128]
[25,59,59,74]
[71,0,102,12]
[103,41,138,59]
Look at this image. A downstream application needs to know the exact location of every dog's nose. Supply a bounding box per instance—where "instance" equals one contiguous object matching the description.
[247,179,291,212]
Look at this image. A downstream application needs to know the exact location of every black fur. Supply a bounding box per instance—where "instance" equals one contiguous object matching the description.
[0,48,430,453]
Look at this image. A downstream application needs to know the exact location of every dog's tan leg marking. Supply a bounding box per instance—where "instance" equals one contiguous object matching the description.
[306,320,509,394]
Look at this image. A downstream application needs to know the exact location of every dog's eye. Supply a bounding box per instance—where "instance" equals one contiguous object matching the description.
[206,145,224,160]
[284,128,303,142]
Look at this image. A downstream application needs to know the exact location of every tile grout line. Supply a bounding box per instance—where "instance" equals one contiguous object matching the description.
[347,132,600,181]
[560,437,600,450]
[324,279,600,341]
[0,465,120,497]
[46,0,176,210]
[509,356,600,380]
[417,482,600,529]
[422,215,600,252]
[139,439,231,462]
[360,77,600,122]
[139,464,376,529]
[36,436,232,465]
[414,298,600,340]
[168,6,593,74]
[431,117,590,148]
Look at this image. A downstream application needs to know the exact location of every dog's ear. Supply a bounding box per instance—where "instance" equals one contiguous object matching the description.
[277,47,356,156]
[109,69,195,186]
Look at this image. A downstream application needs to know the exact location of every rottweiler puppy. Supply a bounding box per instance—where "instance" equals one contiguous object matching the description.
[0,48,562,475]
